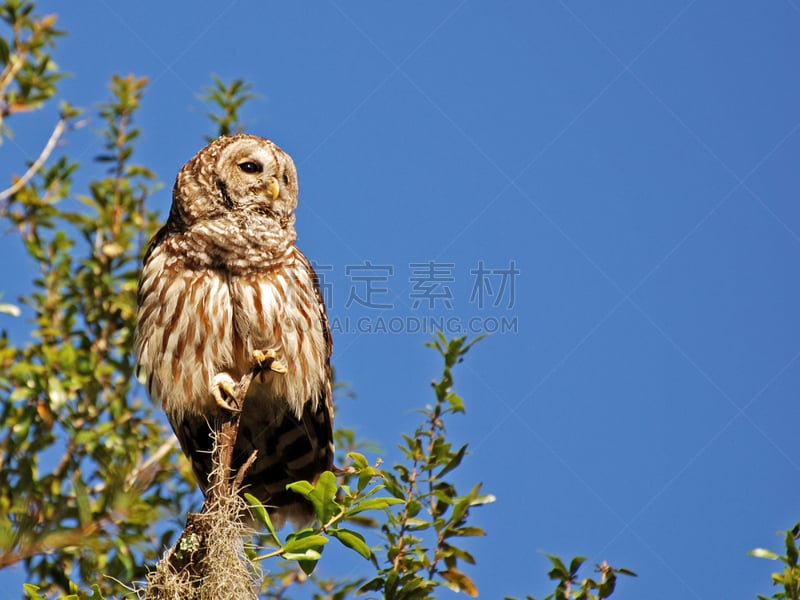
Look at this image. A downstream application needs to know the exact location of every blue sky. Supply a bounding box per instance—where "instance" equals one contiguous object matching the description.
[2,2,799,598]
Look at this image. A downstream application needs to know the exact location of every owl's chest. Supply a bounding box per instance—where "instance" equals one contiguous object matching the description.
[225,269,328,414]
[228,270,317,357]
[138,249,327,419]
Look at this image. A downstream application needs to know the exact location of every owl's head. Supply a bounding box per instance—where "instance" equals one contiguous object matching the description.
[172,134,299,228]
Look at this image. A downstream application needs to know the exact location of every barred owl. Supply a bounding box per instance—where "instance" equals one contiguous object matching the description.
[134,134,333,528]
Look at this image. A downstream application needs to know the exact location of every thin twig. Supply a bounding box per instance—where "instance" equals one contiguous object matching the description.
[0,116,66,202]
[0,56,25,125]
[232,451,258,492]
[125,437,176,489]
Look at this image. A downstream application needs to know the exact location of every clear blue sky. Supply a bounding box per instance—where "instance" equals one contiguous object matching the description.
[2,2,799,598]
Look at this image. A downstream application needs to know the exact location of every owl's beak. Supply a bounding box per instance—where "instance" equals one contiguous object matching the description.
[266,176,280,201]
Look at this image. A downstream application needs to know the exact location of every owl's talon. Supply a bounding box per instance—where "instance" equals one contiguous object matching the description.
[212,372,240,412]
[253,348,287,374]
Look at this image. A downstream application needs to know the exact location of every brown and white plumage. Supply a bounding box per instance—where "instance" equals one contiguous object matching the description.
[134,134,333,528]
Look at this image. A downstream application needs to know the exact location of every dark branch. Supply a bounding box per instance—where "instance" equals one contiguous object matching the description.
[143,361,266,599]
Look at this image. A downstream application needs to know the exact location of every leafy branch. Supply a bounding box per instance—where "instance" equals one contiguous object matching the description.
[201,75,257,140]
[0,0,80,204]
[0,68,188,598]
[246,457,401,570]
[506,555,636,600]
[359,333,494,598]
[751,523,800,600]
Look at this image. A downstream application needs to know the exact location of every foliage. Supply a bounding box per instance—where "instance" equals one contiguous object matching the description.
[359,334,493,598]
[242,335,493,600]
[0,2,634,599]
[750,523,800,600]
[1,4,194,589]
[200,75,256,141]
[505,555,636,600]
[0,0,64,132]
[245,460,399,578]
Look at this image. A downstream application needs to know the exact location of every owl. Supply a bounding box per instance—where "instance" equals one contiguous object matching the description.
[134,134,333,528]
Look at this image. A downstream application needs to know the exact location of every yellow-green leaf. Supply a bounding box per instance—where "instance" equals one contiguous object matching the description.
[330,527,371,559]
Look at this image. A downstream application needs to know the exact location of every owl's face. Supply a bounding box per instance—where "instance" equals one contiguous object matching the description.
[173,134,299,228]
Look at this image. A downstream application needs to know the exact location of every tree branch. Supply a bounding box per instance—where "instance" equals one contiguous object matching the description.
[125,437,176,490]
[0,116,66,202]
[142,358,272,600]
[0,56,25,121]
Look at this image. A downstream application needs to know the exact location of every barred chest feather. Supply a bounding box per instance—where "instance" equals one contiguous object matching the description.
[135,243,328,424]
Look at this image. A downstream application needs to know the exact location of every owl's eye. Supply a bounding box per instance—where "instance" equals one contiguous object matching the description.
[238,161,262,174]
[282,173,290,185]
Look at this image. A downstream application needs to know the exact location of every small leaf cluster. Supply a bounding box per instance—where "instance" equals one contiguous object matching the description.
[0,0,63,129]
[201,75,257,140]
[750,523,800,600]
[22,582,104,600]
[506,555,635,600]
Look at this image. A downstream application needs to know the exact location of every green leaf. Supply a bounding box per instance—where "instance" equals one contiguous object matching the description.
[283,549,322,561]
[73,474,91,525]
[282,533,328,555]
[330,527,371,559]
[0,37,9,66]
[287,480,314,497]
[545,554,569,580]
[568,555,586,576]
[446,392,466,413]
[23,584,45,600]
[749,548,780,560]
[598,573,616,597]
[346,496,403,516]
[461,333,488,355]
[450,483,489,524]
[786,528,799,566]
[287,471,340,523]
[405,517,431,530]
[243,492,268,526]
[359,576,385,594]
[448,526,485,537]
[437,444,468,478]
[470,493,496,507]
[284,548,322,575]
[244,492,280,545]
[347,451,369,470]
[47,375,67,409]
[88,584,106,599]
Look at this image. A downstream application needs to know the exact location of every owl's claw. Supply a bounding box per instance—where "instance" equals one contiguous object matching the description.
[252,348,287,374]
[211,372,240,412]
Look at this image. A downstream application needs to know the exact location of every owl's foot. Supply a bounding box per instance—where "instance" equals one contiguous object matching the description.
[211,372,240,412]
[252,348,287,374]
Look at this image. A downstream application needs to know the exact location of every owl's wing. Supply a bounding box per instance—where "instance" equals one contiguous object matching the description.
[298,248,332,375]
[294,247,335,464]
